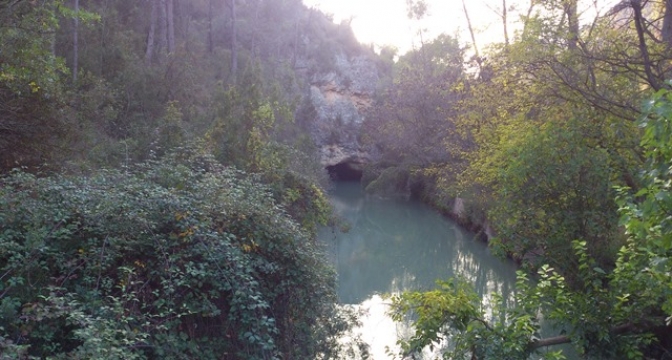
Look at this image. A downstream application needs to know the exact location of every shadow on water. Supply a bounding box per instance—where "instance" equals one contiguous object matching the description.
[318,181,577,359]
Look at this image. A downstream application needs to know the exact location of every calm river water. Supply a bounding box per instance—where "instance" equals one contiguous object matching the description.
[318,181,575,359]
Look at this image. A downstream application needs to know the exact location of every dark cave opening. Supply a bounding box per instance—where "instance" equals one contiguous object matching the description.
[326,162,363,182]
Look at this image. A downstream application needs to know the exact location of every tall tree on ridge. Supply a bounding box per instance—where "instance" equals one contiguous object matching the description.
[502,0,509,47]
[230,0,238,82]
[663,0,672,46]
[461,0,481,71]
[565,0,579,50]
[145,0,157,64]
[73,0,79,82]
[158,0,167,54]
[167,0,175,54]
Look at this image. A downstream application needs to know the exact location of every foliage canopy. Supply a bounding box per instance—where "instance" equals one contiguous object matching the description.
[0,149,351,359]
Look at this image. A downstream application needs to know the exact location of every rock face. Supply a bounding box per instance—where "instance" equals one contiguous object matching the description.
[307,53,378,171]
[450,197,496,241]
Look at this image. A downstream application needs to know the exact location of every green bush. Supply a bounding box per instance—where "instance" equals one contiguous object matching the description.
[0,149,348,359]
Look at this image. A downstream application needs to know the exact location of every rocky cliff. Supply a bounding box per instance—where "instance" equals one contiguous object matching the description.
[306,53,378,177]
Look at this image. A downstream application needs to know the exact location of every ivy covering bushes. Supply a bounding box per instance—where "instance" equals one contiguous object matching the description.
[0,149,351,359]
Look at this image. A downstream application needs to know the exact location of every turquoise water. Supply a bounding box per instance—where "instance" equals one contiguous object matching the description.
[318,181,576,359]
[319,182,519,304]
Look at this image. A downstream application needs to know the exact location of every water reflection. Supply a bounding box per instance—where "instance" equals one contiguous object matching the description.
[319,182,520,358]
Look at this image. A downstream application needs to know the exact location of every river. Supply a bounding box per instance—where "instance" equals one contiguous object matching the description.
[318,181,574,359]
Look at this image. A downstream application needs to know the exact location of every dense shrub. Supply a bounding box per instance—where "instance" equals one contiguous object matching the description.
[0,149,349,359]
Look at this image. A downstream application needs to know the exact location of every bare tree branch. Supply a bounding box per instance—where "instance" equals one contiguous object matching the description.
[630,0,661,90]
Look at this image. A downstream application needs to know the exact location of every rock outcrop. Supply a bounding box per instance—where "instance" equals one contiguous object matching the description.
[307,53,378,172]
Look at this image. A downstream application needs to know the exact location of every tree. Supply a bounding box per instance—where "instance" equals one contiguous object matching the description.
[565,0,579,50]
[663,0,672,45]
[487,118,621,282]
[144,0,175,64]
[208,0,214,53]
[363,35,465,168]
[461,0,481,68]
[229,0,238,81]
[0,1,71,169]
[145,0,158,64]
[387,88,672,360]
[447,0,645,277]
[167,0,175,54]
[73,0,79,82]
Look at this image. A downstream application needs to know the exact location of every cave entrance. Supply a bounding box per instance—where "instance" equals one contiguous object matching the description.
[327,162,363,182]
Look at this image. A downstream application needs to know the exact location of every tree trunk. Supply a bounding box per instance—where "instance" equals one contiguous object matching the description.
[230,0,238,82]
[502,0,509,47]
[73,0,79,82]
[662,0,672,47]
[208,0,213,53]
[565,0,579,50]
[292,16,300,68]
[167,0,175,54]
[158,0,168,55]
[251,0,261,59]
[461,0,481,67]
[631,0,660,90]
[49,0,56,57]
[521,0,537,39]
[99,0,109,75]
[145,0,158,65]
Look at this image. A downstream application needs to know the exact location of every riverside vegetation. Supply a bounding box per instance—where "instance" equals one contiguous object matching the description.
[2,0,672,359]
[1,0,368,358]
[363,0,672,359]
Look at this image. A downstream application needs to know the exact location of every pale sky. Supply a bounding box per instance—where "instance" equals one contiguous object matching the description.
[301,0,620,55]
[302,0,502,54]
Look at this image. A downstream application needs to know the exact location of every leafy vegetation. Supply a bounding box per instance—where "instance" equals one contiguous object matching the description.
[0,0,372,358]
[0,149,354,359]
[363,0,672,358]
[4,0,672,358]
[387,87,672,359]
